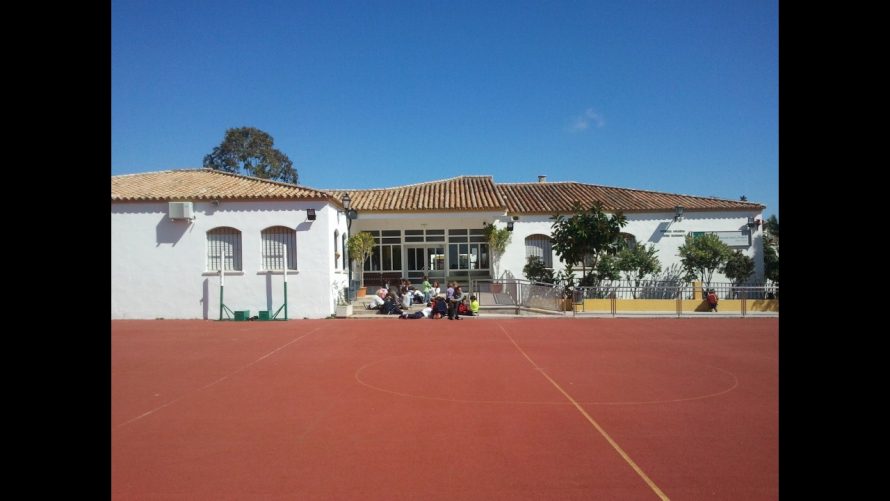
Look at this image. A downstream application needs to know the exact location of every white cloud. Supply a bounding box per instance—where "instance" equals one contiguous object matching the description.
[569,108,605,132]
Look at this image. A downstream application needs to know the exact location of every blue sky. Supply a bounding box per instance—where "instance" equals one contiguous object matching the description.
[112,0,778,216]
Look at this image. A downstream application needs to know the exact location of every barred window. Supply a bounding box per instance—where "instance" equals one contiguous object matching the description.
[334,230,340,269]
[207,227,242,271]
[341,233,347,270]
[261,226,297,270]
[525,234,553,268]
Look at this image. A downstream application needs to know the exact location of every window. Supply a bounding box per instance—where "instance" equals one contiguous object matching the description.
[405,228,445,242]
[620,233,638,250]
[525,234,553,268]
[363,230,402,271]
[334,230,340,269]
[261,226,297,270]
[207,227,242,271]
[448,229,490,270]
[342,233,347,270]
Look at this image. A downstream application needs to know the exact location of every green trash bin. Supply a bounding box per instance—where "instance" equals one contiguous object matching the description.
[234,310,250,321]
[258,310,271,321]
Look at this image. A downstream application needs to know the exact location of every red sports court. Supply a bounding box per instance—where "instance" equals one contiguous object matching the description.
[112,318,778,500]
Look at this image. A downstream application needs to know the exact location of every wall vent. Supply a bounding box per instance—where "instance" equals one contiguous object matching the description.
[168,201,194,221]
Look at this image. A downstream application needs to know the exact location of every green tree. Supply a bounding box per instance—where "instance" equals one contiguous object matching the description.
[616,244,662,298]
[347,232,376,288]
[522,256,555,284]
[764,214,779,246]
[763,240,779,284]
[721,250,755,286]
[203,127,298,184]
[550,201,628,278]
[554,264,577,299]
[483,223,512,280]
[762,214,779,285]
[678,233,731,290]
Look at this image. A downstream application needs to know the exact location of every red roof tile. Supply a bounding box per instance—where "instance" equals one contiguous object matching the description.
[329,176,507,212]
[111,169,334,202]
[497,182,764,214]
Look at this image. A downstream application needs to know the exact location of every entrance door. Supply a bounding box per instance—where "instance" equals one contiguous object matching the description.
[407,246,446,283]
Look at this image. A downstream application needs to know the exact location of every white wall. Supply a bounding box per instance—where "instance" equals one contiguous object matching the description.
[495,210,765,283]
[111,200,347,319]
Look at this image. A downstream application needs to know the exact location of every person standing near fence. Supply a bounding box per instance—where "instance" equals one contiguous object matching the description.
[707,289,719,312]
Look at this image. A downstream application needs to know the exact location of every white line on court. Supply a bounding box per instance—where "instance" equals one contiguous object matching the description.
[498,322,671,501]
[114,326,323,429]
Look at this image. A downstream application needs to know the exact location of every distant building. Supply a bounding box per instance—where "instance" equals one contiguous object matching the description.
[112,169,765,319]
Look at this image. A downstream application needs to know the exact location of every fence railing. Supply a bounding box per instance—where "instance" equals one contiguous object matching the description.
[572,283,779,317]
[472,279,778,317]
[472,278,568,313]
[573,279,779,300]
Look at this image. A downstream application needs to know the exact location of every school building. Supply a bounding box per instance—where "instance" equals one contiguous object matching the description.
[111,169,765,319]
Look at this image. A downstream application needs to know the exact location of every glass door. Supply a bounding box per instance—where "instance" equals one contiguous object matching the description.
[406,246,446,282]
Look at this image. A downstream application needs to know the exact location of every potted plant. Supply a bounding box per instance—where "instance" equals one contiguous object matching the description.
[334,284,352,318]
[347,231,376,297]
[484,223,512,293]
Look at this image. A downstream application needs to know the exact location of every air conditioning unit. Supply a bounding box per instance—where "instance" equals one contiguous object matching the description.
[168,201,195,221]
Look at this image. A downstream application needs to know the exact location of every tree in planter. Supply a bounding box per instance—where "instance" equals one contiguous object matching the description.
[721,250,755,289]
[522,256,555,284]
[616,244,662,298]
[677,233,731,291]
[551,201,628,279]
[347,232,376,289]
[483,223,512,280]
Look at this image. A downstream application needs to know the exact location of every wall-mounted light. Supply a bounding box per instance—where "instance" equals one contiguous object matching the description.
[674,206,685,222]
[512,216,520,221]
[747,217,761,230]
[307,208,316,221]
[507,221,514,231]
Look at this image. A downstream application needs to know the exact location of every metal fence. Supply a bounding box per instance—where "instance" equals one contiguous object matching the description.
[572,283,779,317]
[472,278,778,317]
[573,280,779,300]
[472,278,569,314]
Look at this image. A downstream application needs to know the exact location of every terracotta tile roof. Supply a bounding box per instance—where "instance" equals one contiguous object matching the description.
[112,169,764,213]
[329,176,507,212]
[111,169,334,202]
[497,182,765,214]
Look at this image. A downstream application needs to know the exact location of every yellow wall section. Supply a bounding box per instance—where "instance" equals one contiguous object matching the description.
[575,298,779,313]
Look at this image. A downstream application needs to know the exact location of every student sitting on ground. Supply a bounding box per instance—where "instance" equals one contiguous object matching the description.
[378,293,403,315]
[399,304,433,319]
[431,297,448,319]
[468,295,480,316]
[366,293,385,309]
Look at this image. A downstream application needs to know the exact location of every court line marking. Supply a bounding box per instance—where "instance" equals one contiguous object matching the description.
[498,323,671,501]
[354,355,737,406]
[115,326,323,429]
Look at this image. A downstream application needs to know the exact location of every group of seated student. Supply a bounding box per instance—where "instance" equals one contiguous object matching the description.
[397,281,481,320]
[366,278,427,312]
[364,277,481,319]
